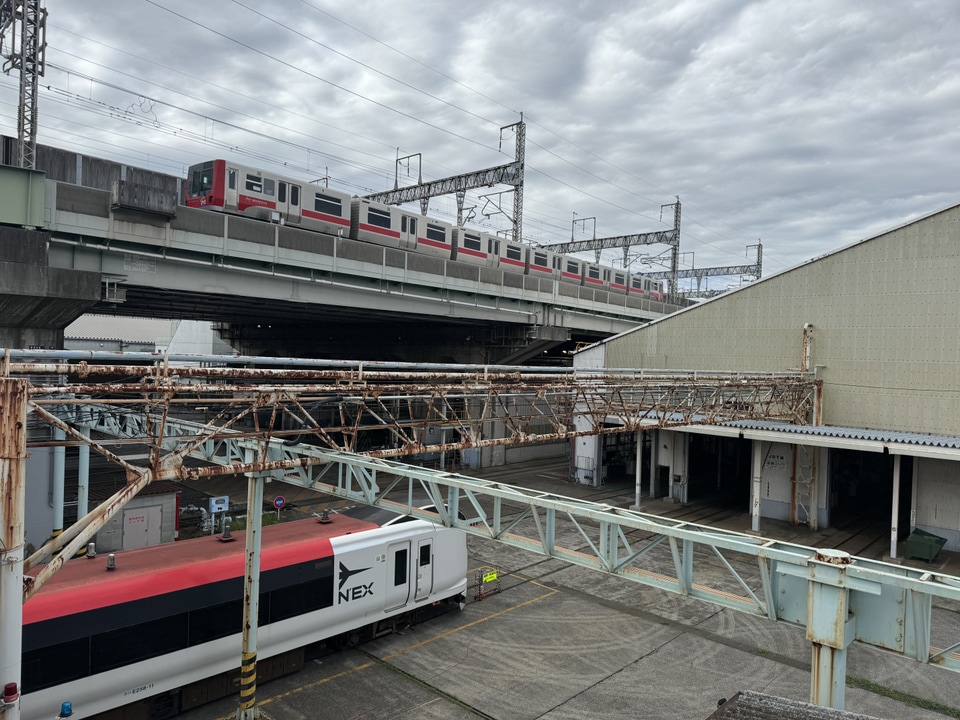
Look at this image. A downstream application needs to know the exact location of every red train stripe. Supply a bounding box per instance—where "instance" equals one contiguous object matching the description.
[418,237,451,249]
[238,195,276,211]
[302,209,350,226]
[500,257,525,267]
[359,224,401,239]
[456,247,487,258]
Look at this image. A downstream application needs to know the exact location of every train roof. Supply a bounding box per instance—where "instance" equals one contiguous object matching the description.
[23,515,377,624]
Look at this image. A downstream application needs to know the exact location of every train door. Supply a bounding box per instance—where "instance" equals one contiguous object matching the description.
[277,181,302,225]
[384,541,412,612]
[400,214,418,252]
[225,167,239,213]
[414,538,434,601]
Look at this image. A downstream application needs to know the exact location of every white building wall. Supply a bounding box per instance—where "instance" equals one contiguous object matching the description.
[914,457,960,551]
[603,203,960,435]
[659,430,689,502]
[24,447,53,554]
[162,320,235,356]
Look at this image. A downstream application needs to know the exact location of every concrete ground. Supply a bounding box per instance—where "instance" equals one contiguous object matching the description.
[182,458,960,720]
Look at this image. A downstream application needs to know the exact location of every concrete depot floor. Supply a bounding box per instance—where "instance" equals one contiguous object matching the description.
[181,458,960,720]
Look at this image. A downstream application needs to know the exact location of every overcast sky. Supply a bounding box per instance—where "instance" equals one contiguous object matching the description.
[3,0,959,291]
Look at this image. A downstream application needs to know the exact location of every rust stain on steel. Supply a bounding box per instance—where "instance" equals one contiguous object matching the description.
[1,380,28,561]
[815,549,853,566]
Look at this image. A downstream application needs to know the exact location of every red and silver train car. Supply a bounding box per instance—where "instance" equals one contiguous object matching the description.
[351,197,454,258]
[185,159,667,303]
[185,159,354,237]
[20,512,467,720]
[629,274,663,301]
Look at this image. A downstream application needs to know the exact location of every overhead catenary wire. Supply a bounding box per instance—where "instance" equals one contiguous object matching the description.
[7,3,767,274]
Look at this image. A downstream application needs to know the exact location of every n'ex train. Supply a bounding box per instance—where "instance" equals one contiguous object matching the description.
[20,511,467,720]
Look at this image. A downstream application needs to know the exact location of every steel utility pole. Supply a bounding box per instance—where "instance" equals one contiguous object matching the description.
[0,379,28,720]
[365,117,526,242]
[0,0,46,169]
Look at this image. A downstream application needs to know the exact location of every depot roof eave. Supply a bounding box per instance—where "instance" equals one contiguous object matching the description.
[677,420,960,461]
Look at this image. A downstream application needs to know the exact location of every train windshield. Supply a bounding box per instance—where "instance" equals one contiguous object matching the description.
[187,161,215,197]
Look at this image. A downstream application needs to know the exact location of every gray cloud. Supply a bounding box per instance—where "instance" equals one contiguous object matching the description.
[4,0,957,288]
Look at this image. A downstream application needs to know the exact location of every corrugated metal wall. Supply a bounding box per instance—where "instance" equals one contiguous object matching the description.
[603,203,960,435]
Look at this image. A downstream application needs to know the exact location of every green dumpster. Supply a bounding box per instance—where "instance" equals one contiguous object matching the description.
[905,528,947,562]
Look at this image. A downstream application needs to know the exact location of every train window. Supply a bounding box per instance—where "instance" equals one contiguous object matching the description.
[506,244,523,261]
[566,259,580,274]
[394,548,408,586]
[419,544,431,567]
[263,178,275,196]
[278,182,287,203]
[401,216,407,233]
[187,161,215,196]
[588,265,601,280]
[463,233,482,251]
[410,217,417,235]
[189,599,243,645]
[91,614,189,673]
[291,185,300,206]
[614,272,625,285]
[21,636,90,693]
[245,174,263,193]
[426,223,447,244]
[270,577,334,621]
[228,168,236,190]
[367,206,392,229]
[533,251,548,267]
[315,193,342,217]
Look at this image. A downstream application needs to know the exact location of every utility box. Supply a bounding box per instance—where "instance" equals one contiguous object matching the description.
[905,528,947,562]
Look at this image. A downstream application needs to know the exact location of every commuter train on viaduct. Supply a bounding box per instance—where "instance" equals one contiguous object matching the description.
[185,159,665,301]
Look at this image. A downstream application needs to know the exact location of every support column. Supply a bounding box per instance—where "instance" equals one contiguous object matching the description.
[237,448,264,720]
[632,430,642,509]
[77,426,90,520]
[649,429,659,500]
[751,440,763,532]
[890,454,901,560]
[0,379,28,720]
[52,426,65,537]
[807,550,856,709]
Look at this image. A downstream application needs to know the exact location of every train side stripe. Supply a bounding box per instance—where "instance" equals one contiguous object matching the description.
[418,237,451,249]
[358,223,401,239]
[238,195,276,211]
[302,208,350,226]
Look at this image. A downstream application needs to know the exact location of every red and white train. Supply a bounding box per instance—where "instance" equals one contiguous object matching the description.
[20,510,467,720]
[185,159,664,301]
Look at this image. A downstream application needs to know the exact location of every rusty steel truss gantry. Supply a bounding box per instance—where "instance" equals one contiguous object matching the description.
[3,349,960,714]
